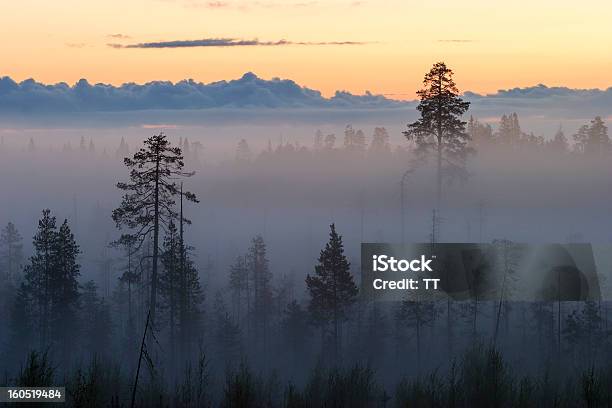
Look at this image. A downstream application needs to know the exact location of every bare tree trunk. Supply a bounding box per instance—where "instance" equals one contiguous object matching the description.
[131,310,151,408]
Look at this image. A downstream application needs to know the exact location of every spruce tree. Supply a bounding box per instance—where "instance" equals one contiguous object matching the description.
[21,211,80,357]
[403,62,471,208]
[49,220,80,357]
[112,133,198,324]
[160,221,181,358]
[160,220,203,362]
[306,223,358,362]
[23,209,57,348]
[178,246,203,356]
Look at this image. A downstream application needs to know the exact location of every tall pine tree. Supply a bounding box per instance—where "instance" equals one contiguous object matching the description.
[112,133,198,324]
[403,62,471,208]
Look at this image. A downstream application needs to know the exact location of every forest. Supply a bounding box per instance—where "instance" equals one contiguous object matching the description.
[1,63,611,407]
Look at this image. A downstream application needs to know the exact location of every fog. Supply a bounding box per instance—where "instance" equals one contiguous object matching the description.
[1,112,611,406]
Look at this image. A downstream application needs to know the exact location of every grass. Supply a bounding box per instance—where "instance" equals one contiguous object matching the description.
[3,346,612,407]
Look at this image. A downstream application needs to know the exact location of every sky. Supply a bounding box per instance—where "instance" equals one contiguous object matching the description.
[1,0,612,98]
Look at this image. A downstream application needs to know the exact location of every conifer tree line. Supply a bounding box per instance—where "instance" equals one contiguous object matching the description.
[2,208,611,404]
[7,111,608,169]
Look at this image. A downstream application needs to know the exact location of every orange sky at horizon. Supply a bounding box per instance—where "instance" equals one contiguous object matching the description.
[2,0,611,99]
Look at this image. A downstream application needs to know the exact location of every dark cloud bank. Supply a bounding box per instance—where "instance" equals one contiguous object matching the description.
[0,73,610,127]
[0,72,400,112]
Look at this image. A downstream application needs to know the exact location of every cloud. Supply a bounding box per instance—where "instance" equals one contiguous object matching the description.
[464,84,612,119]
[182,0,317,9]
[203,1,230,7]
[437,39,475,43]
[0,72,404,114]
[110,38,367,48]
[66,43,87,48]
[175,0,369,10]
[107,33,131,39]
[1,75,611,123]
[180,0,233,8]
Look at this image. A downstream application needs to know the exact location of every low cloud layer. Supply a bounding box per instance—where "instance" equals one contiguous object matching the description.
[0,74,610,124]
[109,38,366,48]
[465,84,612,119]
[0,72,402,113]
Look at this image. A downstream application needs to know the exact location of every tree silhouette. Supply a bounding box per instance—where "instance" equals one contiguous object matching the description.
[403,62,471,207]
[236,139,252,163]
[160,220,181,361]
[467,116,494,151]
[112,133,197,323]
[247,235,273,358]
[20,211,80,359]
[50,220,81,359]
[159,220,203,363]
[22,209,57,348]
[497,113,521,147]
[368,127,391,156]
[573,116,610,157]
[547,126,569,153]
[343,125,367,154]
[306,223,358,363]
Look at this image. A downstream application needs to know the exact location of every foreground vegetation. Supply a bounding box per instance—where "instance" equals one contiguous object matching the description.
[2,345,611,407]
